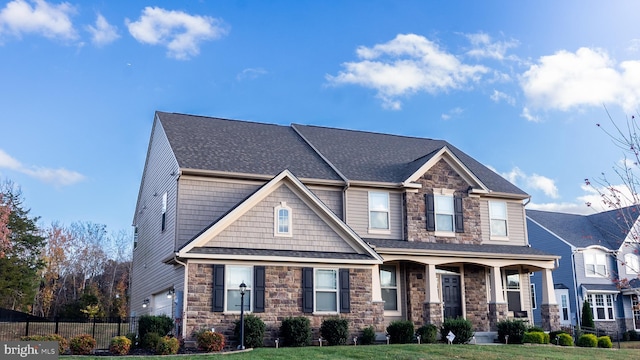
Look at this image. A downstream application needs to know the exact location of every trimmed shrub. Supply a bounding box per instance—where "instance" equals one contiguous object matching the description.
[138,314,174,339]
[623,330,639,341]
[549,330,568,345]
[581,301,595,328]
[69,334,97,355]
[386,320,414,344]
[523,331,549,344]
[557,333,574,346]
[140,332,162,350]
[577,333,598,347]
[360,326,376,345]
[234,314,266,348]
[280,316,312,347]
[496,319,527,344]
[441,317,474,344]
[125,332,137,348]
[416,324,438,344]
[109,336,132,355]
[320,317,349,346]
[528,326,545,333]
[156,336,180,355]
[195,329,225,352]
[598,335,613,348]
[22,334,68,354]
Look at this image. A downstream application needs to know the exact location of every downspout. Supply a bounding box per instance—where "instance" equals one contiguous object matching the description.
[174,255,188,338]
[571,248,581,327]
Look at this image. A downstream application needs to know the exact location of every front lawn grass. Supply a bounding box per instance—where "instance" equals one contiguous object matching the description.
[75,343,638,360]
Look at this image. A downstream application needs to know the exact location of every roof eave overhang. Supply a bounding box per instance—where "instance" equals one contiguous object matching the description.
[180,168,346,187]
[372,247,559,261]
[176,252,382,265]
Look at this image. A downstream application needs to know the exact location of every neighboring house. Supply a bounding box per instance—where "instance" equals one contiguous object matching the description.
[527,207,640,333]
[131,111,561,344]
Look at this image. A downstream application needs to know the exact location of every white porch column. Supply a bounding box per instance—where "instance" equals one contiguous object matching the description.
[541,268,557,305]
[425,264,440,303]
[490,266,505,303]
[371,264,383,302]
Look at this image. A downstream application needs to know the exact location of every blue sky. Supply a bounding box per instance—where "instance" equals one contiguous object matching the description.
[1,0,639,234]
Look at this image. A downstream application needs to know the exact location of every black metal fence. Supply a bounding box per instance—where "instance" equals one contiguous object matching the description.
[563,325,621,348]
[0,317,139,350]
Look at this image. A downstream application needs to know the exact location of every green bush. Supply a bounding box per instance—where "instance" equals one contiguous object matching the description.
[359,326,376,345]
[156,336,180,355]
[416,324,438,344]
[234,314,266,348]
[109,336,132,355]
[280,316,312,347]
[441,317,474,344]
[549,330,568,345]
[528,326,545,333]
[623,330,639,341]
[69,334,97,355]
[320,317,349,346]
[557,333,574,346]
[577,333,598,347]
[125,332,138,348]
[140,332,162,350]
[598,335,613,348]
[138,314,174,339]
[581,301,595,328]
[386,320,414,344]
[194,329,225,352]
[496,319,527,344]
[21,334,68,354]
[523,331,549,344]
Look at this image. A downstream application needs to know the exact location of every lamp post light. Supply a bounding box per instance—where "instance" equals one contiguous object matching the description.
[238,281,247,350]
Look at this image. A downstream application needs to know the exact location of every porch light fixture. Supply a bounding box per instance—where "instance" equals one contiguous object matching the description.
[167,288,175,299]
[142,298,150,308]
[238,281,247,350]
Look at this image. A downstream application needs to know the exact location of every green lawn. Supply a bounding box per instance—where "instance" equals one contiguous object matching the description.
[72,343,639,360]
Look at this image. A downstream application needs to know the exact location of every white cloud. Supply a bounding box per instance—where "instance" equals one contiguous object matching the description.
[464,32,519,61]
[0,149,84,186]
[497,166,559,199]
[126,6,228,60]
[0,0,77,42]
[521,47,640,113]
[441,107,463,120]
[326,33,488,110]
[526,201,592,215]
[520,106,540,122]
[237,67,267,81]
[490,89,515,106]
[86,13,118,46]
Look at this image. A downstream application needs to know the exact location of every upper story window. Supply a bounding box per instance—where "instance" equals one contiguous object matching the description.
[274,202,292,236]
[625,253,639,275]
[426,191,464,233]
[435,195,454,231]
[584,250,608,277]
[226,265,252,312]
[369,192,390,231]
[489,201,508,238]
[161,192,167,232]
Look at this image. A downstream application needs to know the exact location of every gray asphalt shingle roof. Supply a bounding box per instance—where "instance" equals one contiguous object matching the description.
[188,246,376,260]
[527,206,640,250]
[157,112,525,195]
[365,238,555,257]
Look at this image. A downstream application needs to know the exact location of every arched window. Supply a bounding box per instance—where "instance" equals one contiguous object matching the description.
[274,202,292,236]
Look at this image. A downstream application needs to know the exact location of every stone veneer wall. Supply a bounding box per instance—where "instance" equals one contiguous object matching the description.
[541,304,560,332]
[404,159,482,244]
[406,263,427,327]
[463,264,490,332]
[185,263,384,346]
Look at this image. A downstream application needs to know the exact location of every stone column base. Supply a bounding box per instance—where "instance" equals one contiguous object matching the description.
[488,303,508,331]
[541,304,560,331]
[423,302,442,326]
[371,301,386,332]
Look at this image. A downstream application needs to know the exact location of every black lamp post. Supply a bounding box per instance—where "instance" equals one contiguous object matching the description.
[238,281,247,350]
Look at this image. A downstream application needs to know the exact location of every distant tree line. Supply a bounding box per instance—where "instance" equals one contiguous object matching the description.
[0,180,132,319]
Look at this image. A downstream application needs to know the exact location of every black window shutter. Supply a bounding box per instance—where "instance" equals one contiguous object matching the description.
[425,194,435,231]
[302,267,314,313]
[454,196,464,233]
[254,266,265,313]
[212,265,225,312]
[339,269,350,313]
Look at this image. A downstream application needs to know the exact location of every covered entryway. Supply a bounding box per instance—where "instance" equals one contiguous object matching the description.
[442,274,462,319]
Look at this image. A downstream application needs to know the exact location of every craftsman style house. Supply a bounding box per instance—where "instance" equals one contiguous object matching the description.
[131,111,561,344]
[528,207,640,334]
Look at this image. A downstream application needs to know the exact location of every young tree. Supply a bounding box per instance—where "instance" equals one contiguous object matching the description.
[581,301,595,328]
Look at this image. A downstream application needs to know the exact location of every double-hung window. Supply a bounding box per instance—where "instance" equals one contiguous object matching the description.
[369,192,390,231]
[489,201,508,238]
[625,253,639,275]
[584,250,608,277]
[274,202,292,236]
[586,293,615,320]
[435,195,454,232]
[502,270,521,312]
[380,265,399,312]
[315,269,338,312]
[226,265,252,312]
[426,192,463,233]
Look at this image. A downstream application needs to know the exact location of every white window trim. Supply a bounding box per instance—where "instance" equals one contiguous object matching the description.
[625,253,639,275]
[489,201,509,241]
[586,293,616,321]
[368,191,390,234]
[584,250,608,278]
[274,202,292,237]
[313,268,339,314]
[380,264,401,316]
[434,188,455,235]
[224,265,253,314]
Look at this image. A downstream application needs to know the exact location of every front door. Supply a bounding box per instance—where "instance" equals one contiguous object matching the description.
[442,275,462,319]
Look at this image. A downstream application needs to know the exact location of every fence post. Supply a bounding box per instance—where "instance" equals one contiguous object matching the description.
[25,318,29,337]
[54,317,59,335]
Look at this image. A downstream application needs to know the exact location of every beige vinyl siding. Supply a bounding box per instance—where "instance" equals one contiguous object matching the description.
[176,178,262,249]
[480,200,527,246]
[205,184,355,253]
[345,188,403,239]
[308,186,344,219]
[131,120,184,317]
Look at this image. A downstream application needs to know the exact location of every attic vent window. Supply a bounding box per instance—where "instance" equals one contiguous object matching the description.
[274,202,292,236]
